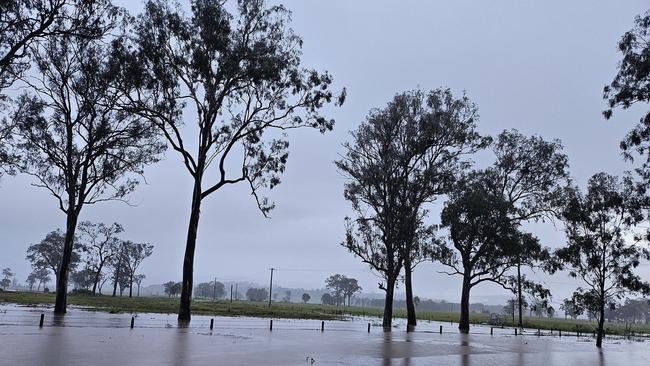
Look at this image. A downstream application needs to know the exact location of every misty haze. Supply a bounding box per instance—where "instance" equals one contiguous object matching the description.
[2,0,650,365]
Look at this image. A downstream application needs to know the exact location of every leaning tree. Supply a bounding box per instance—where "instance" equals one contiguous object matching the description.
[113,0,344,322]
[554,173,650,348]
[11,3,165,313]
[338,89,487,329]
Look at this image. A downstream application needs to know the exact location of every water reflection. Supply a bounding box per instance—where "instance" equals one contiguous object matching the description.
[380,330,414,366]
[460,333,470,366]
[51,313,65,327]
[41,327,67,365]
[172,328,190,366]
[598,349,605,366]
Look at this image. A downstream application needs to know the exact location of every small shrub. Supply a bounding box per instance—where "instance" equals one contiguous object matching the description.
[70,288,93,296]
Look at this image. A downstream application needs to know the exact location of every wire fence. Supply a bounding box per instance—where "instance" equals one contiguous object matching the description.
[1,307,649,342]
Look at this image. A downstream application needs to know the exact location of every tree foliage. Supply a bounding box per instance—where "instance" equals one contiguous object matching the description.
[26,230,83,279]
[338,88,486,328]
[78,221,122,294]
[324,274,362,306]
[1,268,14,289]
[163,281,182,298]
[112,0,343,322]
[434,175,521,290]
[119,241,153,298]
[604,11,650,170]
[9,0,163,313]
[0,0,120,92]
[554,172,650,347]
[245,287,268,302]
[195,281,224,299]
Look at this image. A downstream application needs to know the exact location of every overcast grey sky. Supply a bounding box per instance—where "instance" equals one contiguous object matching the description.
[1,0,649,306]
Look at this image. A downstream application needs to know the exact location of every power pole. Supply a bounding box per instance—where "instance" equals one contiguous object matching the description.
[213,277,217,301]
[268,268,274,308]
[230,284,233,303]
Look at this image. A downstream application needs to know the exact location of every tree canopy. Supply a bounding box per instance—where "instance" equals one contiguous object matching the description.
[604,11,650,171]
[554,172,650,347]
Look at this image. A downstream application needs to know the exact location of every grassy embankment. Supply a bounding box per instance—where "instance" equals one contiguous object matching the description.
[1,291,648,336]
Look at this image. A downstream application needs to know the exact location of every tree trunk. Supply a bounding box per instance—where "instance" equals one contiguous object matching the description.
[517,261,523,327]
[596,304,605,347]
[112,249,123,297]
[92,261,104,294]
[137,284,140,297]
[459,274,471,334]
[382,275,397,330]
[129,274,133,298]
[178,177,203,323]
[54,211,78,314]
[404,256,417,329]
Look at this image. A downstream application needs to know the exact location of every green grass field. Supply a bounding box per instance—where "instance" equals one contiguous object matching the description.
[1,291,649,336]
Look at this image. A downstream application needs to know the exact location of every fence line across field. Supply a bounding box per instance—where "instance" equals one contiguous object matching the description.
[2,312,650,341]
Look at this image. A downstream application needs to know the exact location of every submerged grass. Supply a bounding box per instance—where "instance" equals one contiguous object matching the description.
[2,291,649,336]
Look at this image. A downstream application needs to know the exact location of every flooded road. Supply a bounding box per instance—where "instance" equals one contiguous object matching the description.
[1,305,649,365]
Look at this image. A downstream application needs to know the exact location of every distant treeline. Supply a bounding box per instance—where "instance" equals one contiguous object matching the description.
[353,297,502,314]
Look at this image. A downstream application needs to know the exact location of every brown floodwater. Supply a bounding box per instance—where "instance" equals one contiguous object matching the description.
[1,305,649,365]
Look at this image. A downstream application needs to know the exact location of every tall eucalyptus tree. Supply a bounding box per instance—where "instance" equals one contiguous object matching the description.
[113,0,344,322]
[11,2,164,313]
[554,173,650,348]
[338,89,487,329]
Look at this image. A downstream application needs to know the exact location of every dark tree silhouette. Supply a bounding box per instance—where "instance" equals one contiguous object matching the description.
[121,241,153,298]
[325,274,346,306]
[164,281,182,298]
[301,293,311,304]
[554,173,650,348]
[78,221,122,294]
[71,267,94,290]
[483,130,569,327]
[321,293,335,306]
[0,0,120,91]
[560,296,583,320]
[133,274,145,297]
[110,241,128,297]
[604,11,650,172]
[432,174,522,333]
[245,287,268,302]
[0,0,122,176]
[10,3,164,313]
[338,89,486,330]
[26,230,83,288]
[112,0,344,323]
[511,234,551,327]
[195,281,224,299]
[1,268,13,289]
